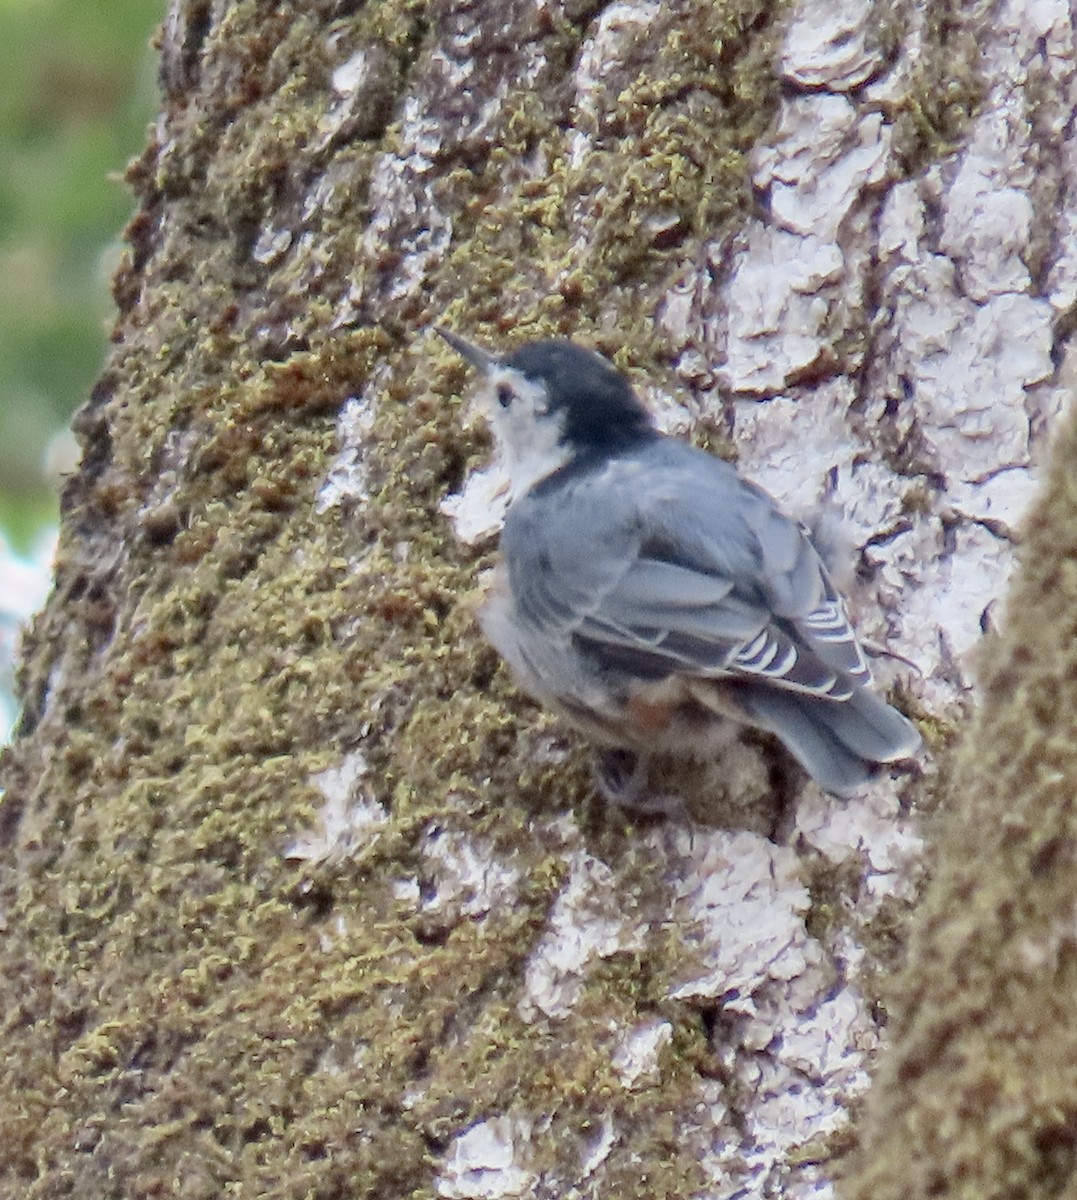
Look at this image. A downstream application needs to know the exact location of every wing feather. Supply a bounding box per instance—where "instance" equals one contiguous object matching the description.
[502,443,870,702]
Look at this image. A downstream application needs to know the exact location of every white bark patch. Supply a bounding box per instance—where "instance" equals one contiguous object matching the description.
[720,226,845,394]
[578,1116,617,1180]
[668,830,812,1003]
[331,48,371,96]
[797,784,924,905]
[363,96,454,304]
[655,826,876,1198]
[437,1116,535,1200]
[285,751,385,861]
[137,427,198,537]
[731,384,862,518]
[440,460,511,547]
[755,96,890,243]
[418,824,523,920]
[885,522,1015,710]
[316,379,380,512]
[319,41,391,152]
[861,0,1074,698]
[251,226,293,266]
[518,849,642,1020]
[881,213,1052,515]
[716,75,890,395]
[574,1,661,131]
[779,0,879,91]
[495,821,881,1195]
[611,1018,674,1088]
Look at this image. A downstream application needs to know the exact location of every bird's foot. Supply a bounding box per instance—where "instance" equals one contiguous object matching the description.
[594,747,648,804]
[593,748,682,815]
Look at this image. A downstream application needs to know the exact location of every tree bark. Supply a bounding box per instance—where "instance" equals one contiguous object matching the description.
[0,1,1074,1198]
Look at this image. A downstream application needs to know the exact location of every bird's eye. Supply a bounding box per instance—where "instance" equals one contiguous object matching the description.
[496,384,514,409]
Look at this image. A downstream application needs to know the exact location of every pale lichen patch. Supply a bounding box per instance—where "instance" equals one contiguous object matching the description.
[796,786,923,905]
[779,0,878,92]
[518,846,643,1021]
[417,821,523,920]
[285,750,385,862]
[316,383,380,512]
[441,461,511,547]
[437,1116,536,1200]
[611,1018,674,1088]
[655,828,878,1197]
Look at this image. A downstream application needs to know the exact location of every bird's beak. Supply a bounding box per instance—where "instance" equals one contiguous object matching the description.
[436,327,499,374]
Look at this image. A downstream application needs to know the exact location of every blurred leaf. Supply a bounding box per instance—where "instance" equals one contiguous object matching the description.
[0,0,160,532]
[0,490,58,554]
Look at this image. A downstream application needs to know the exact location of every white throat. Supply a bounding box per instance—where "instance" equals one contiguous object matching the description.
[481,366,573,501]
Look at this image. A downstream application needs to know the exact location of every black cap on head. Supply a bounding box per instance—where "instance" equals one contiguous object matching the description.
[504,340,655,452]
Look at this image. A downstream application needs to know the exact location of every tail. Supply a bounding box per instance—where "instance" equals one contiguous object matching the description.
[736,684,921,797]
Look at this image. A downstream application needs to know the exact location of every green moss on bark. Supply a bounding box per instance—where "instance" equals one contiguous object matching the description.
[0,1,787,1195]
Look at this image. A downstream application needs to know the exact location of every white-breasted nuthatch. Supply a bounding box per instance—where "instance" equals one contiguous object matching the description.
[438,330,921,802]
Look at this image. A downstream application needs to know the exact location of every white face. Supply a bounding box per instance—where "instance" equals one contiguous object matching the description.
[477,364,571,500]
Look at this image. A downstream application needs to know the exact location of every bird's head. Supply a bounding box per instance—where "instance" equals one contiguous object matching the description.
[438,329,655,494]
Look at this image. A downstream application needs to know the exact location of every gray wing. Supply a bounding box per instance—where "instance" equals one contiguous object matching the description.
[503,446,869,701]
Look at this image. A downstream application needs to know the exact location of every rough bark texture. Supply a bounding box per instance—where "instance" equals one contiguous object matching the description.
[842,395,1077,1199]
[0,1,1075,1198]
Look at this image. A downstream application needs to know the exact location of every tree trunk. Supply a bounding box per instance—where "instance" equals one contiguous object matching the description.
[1,1,1074,1197]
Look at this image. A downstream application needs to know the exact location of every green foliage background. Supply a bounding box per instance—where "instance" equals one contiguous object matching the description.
[0,0,161,547]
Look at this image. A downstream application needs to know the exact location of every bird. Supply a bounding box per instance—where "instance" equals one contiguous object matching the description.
[437,328,921,803]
